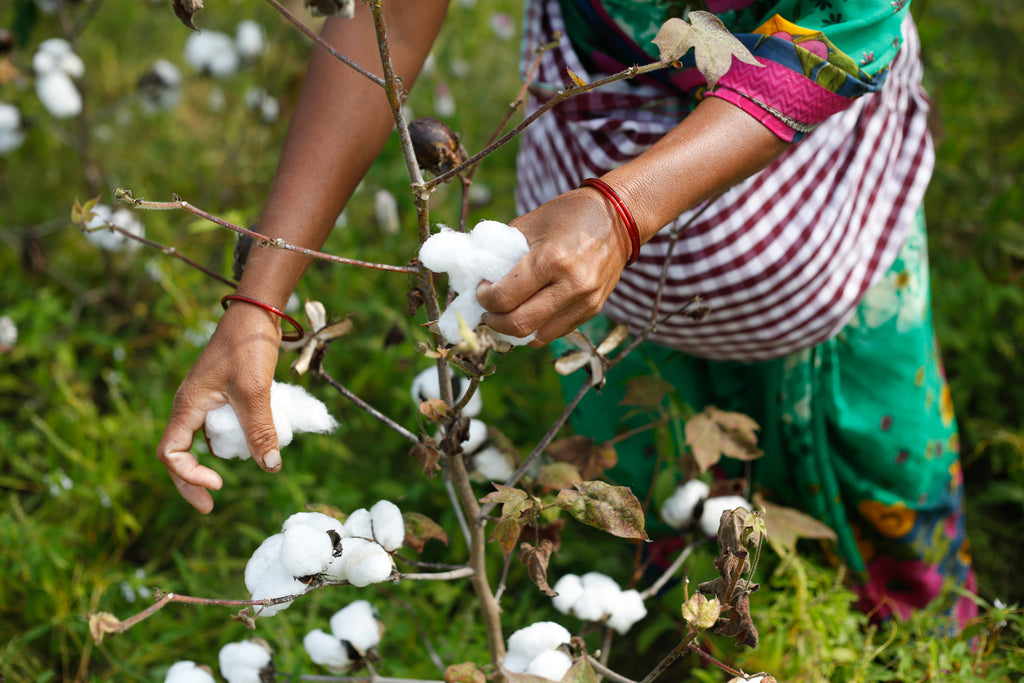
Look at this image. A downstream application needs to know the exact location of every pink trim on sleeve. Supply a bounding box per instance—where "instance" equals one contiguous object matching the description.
[706,86,799,141]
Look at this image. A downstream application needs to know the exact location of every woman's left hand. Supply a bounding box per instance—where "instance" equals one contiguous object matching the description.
[476,185,633,346]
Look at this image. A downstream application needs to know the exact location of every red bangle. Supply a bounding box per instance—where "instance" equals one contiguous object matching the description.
[580,177,640,266]
[221,294,305,342]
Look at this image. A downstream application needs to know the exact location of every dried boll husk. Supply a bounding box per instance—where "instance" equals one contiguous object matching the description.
[409,117,467,177]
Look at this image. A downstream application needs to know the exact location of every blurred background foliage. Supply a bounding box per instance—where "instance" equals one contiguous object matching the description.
[0,0,1022,680]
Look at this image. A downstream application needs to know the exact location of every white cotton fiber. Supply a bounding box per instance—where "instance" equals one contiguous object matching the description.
[218,640,271,683]
[36,71,81,119]
[249,560,305,616]
[525,649,573,681]
[551,574,583,615]
[606,589,647,635]
[244,534,284,595]
[343,541,393,587]
[660,479,710,529]
[418,221,534,346]
[165,661,216,683]
[282,511,344,537]
[370,500,404,552]
[303,629,350,672]
[280,523,334,578]
[501,650,532,674]
[462,419,488,452]
[185,31,240,77]
[472,446,514,482]
[699,495,753,539]
[343,508,374,540]
[506,621,571,662]
[410,367,483,417]
[330,600,382,654]
[204,381,337,460]
[572,572,621,622]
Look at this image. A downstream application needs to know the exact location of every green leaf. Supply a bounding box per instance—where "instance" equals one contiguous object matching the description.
[556,481,649,541]
[479,484,535,520]
[651,11,763,88]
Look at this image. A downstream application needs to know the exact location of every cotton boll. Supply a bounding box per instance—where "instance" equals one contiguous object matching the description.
[551,574,583,615]
[282,511,344,537]
[303,629,350,672]
[32,38,77,75]
[410,367,483,417]
[0,315,17,348]
[244,534,284,595]
[138,59,183,112]
[501,650,532,674]
[370,500,404,552]
[0,102,25,155]
[506,621,571,662]
[525,649,573,681]
[36,71,81,118]
[235,20,266,61]
[83,204,145,252]
[462,419,488,453]
[184,31,240,77]
[330,600,382,654]
[218,640,272,683]
[249,560,305,616]
[343,508,373,539]
[374,189,400,235]
[472,447,514,482]
[699,495,753,538]
[606,589,647,635]
[660,479,710,529]
[165,660,216,683]
[280,523,334,578]
[573,572,622,622]
[343,541,394,587]
[270,382,338,435]
[244,87,279,124]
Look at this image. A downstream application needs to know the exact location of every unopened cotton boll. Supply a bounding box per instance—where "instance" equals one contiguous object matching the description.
[410,367,483,417]
[343,508,373,539]
[606,589,647,635]
[370,500,404,552]
[506,621,571,662]
[204,382,337,460]
[165,660,216,683]
[304,629,351,672]
[330,600,383,654]
[661,479,710,529]
[343,541,393,587]
[525,649,573,681]
[218,640,272,683]
[699,495,754,538]
[184,31,240,77]
[551,574,583,615]
[36,71,81,118]
[418,221,534,346]
[280,523,335,578]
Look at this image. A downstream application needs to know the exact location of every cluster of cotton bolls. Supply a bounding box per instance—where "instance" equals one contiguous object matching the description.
[418,220,534,346]
[165,638,273,683]
[502,621,574,681]
[204,381,337,460]
[184,20,265,78]
[83,204,146,253]
[245,504,403,617]
[33,38,84,118]
[551,572,647,635]
[303,600,383,673]
[410,367,516,482]
[0,102,26,155]
[660,479,753,538]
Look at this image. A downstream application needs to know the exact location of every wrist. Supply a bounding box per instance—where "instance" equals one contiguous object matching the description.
[221,294,304,342]
[579,177,640,266]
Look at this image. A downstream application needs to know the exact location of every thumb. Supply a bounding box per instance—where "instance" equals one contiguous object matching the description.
[233,394,283,472]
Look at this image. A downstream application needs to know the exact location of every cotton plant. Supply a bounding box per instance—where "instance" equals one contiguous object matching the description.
[184,31,241,77]
[245,504,404,616]
[218,639,274,683]
[33,38,84,118]
[551,571,647,635]
[164,660,216,683]
[418,220,534,346]
[204,381,338,460]
[304,599,384,672]
[502,621,574,681]
[83,204,146,253]
[660,479,754,538]
[462,418,516,482]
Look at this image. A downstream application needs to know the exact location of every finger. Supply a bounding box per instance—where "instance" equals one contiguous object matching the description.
[230,390,283,473]
[163,451,223,514]
[476,252,552,315]
[484,281,592,342]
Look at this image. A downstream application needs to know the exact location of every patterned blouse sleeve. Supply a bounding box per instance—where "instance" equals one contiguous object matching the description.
[701,0,912,142]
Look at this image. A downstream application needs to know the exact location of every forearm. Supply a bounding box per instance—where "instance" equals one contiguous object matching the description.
[602,97,791,244]
[237,1,448,308]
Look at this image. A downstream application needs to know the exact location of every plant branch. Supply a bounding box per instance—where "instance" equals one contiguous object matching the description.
[114,190,417,274]
[318,368,419,444]
[640,539,703,600]
[639,630,699,683]
[586,656,639,683]
[263,0,386,87]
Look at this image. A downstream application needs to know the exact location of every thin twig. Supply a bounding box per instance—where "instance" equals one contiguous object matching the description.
[397,567,474,581]
[685,643,747,679]
[586,655,639,683]
[318,368,420,444]
[444,472,473,550]
[115,190,417,274]
[492,546,516,604]
[639,632,697,683]
[263,0,386,87]
[640,539,702,600]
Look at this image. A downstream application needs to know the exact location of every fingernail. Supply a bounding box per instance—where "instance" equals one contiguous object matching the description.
[264,450,281,471]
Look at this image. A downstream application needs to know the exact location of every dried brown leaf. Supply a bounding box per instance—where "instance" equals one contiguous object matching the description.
[753,494,836,553]
[445,662,487,683]
[546,435,617,480]
[171,0,204,30]
[403,511,449,553]
[556,481,648,541]
[518,539,557,596]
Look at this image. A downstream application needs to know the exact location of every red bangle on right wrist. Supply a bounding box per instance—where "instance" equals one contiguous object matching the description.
[221,294,305,342]
[580,177,641,266]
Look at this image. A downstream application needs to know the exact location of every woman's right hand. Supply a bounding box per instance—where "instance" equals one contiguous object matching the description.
[156,302,284,513]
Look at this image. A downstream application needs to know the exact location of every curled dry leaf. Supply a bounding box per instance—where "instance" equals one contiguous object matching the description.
[411,439,442,477]
[651,11,763,88]
[518,539,557,596]
[445,662,487,683]
[686,405,763,473]
[172,0,204,30]
[88,612,123,643]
